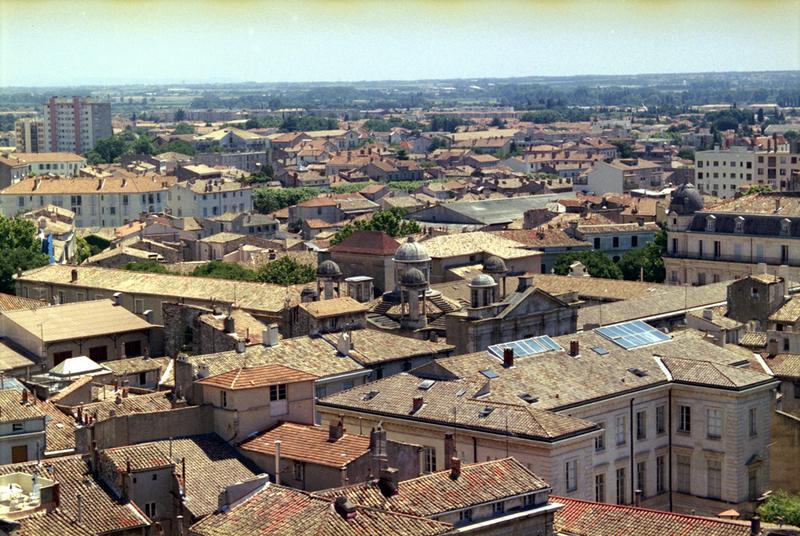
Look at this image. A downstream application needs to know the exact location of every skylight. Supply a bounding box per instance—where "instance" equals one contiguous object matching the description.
[488,335,562,360]
[592,346,609,355]
[418,379,436,390]
[595,320,670,350]
[480,369,499,379]
[519,393,539,404]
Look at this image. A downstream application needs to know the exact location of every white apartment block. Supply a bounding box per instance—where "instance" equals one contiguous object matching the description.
[574,158,663,195]
[167,179,253,218]
[42,97,112,153]
[14,118,46,153]
[695,146,800,199]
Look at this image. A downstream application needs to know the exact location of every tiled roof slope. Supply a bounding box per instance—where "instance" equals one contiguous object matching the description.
[329,230,401,256]
[38,401,77,453]
[0,389,45,424]
[318,458,548,517]
[769,296,800,323]
[240,422,370,468]
[320,330,453,366]
[761,354,800,379]
[0,455,150,534]
[197,364,317,390]
[319,372,597,441]
[553,496,751,536]
[12,510,92,536]
[75,391,174,420]
[661,357,775,390]
[0,292,46,312]
[190,484,452,536]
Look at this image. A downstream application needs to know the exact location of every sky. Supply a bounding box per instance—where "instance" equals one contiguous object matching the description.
[1,0,799,87]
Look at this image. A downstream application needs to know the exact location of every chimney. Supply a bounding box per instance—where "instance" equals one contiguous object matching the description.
[328,418,344,442]
[76,493,82,525]
[223,315,235,334]
[378,467,399,498]
[569,340,580,357]
[450,457,462,480]
[274,440,281,485]
[767,338,780,356]
[702,308,714,321]
[263,324,279,347]
[334,496,358,520]
[503,347,514,368]
[750,515,761,536]
[337,332,351,356]
[112,292,122,306]
[517,275,534,291]
[412,396,424,414]
[634,489,642,506]
[70,269,78,283]
[21,389,28,404]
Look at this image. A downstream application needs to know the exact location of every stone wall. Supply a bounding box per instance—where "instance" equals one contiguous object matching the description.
[770,410,800,494]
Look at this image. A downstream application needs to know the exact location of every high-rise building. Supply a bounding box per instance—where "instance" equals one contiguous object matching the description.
[14,118,46,153]
[42,97,112,154]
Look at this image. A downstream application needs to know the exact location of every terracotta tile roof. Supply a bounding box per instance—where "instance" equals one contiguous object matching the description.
[304,218,339,229]
[299,197,339,207]
[0,338,36,371]
[102,356,170,376]
[198,309,268,345]
[553,496,751,536]
[12,509,91,536]
[8,152,87,163]
[576,221,661,234]
[199,231,246,243]
[184,336,365,381]
[762,353,800,379]
[240,422,370,467]
[0,455,150,534]
[330,230,400,256]
[2,175,174,194]
[769,296,800,323]
[1,299,154,343]
[493,229,591,248]
[77,391,174,420]
[320,330,453,366]
[299,297,368,319]
[319,458,548,517]
[704,193,800,217]
[49,375,93,404]
[190,484,452,535]
[38,401,77,453]
[686,306,743,330]
[197,363,317,390]
[0,389,45,424]
[0,292,46,312]
[660,356,775,390]
[319,372,596,441]
[103,442,171,472]
[420,231,533,260]
[17,265,298,315]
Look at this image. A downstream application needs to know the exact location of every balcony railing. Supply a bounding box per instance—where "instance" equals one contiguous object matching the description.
[665,250,797,267]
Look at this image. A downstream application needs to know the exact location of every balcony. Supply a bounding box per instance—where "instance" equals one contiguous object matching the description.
[665,250,797,267]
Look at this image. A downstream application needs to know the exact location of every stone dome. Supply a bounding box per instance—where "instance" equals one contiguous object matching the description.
[394,237,430,263]
[469,274,498,288]
[669,182,704,216]
[482,255,507,274]
[400,267,428,287]
[316,260,342,278]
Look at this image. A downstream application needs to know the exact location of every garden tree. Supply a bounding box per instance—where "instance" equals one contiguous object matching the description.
[0,218,49,293]
[430,115,467,133]
[617,230,667,283]
[174,109,187,122]
[757,107,765,123]
[744,184,774,195]
[677,148,695,160]
[192,260,258,281]
[757,491,800,527]
[252,187,320,214]
[172,122,195,135]
[330,208,421,246]
[427,137,448,152]
[552,250,623,280]
[83,234,111,257]
[123,261,169,274]
[279,115,338,133]
[244,116,282,130]
[610,140,634,158]
[256,256,316,285]
[396,149,409,160]
[74,236,92,264]
[155,139,196,156]
[489,117,506,127]
[133,136,156,155]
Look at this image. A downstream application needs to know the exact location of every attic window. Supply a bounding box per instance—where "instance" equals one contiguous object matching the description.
[480,369,499,379]
[781,218,792,236]
[706,215,716,232]
[362,390,379,401]
[627,368,649,378]
[735,216,745,233]
[418,379,436,390]
[479,406,494,418]
[519,393,539,404]
[592,346,609,356]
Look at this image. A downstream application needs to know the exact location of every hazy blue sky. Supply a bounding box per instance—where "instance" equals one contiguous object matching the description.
[1,0,799,86]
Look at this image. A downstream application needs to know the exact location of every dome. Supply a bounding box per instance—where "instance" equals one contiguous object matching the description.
[482,255,507,274]
[394,237,430,263]
[669,182,704,216]
[400,267,428,287]
[316,260,342,278]
[469,274,497,288]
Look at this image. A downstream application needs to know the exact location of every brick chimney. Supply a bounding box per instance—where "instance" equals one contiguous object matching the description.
[569,340,580,357]
[412,396,424,414]
[444,433,455,468]
[334,496,358,520]
[503,347,514,368]
[328,418,344,442]
[450,458,462,480]
[378,467,399,498]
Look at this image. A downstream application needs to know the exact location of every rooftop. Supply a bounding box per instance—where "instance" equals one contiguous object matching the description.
[0,299,154,343]
[2,175,174,195]
[298,297,368,319]
[199,232,246,244]
[239,422,370,468]
[0,293,47,313]
[704,192,800,217]
[410,192,576,226]
[492,229,591,249]
[420,231,534,260]
[197,363,317,390]
[320,329,453,366]
[329,230,400,256]
[0,390,45,424]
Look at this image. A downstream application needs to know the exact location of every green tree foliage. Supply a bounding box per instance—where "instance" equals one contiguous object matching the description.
[0,218,49,293]
[123,261,169,274]
[520,108,591,123]
[330,208,421,246]
[74,236,92,264]
[154,140,196,156]
[427,137,449,152]
[172,122,195,135]
[744,184,774,195]
[279,115,338,133]
[83,234,111,257]
[553,250,623,280]
[430,115,468,133]
[758,491,800,527]
[192,260,258,281]
[174,109,187,122]
[256,256,316,285]
[244,116,282,129]
[252,187,320,214]
[362,117,423,132]
[677,148,695,160]
[704,109,754,133]
[611,140,634,158]
[86,131,156,163]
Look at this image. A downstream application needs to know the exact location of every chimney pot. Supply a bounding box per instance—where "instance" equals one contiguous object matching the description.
[569,340,580,357]
[378,467,399,498]
[412,396,424,413]
[334,496,358,520]
[503,347,514,368]
[750,515,761,536]
[328,418,345,442]
[450,458,462,480]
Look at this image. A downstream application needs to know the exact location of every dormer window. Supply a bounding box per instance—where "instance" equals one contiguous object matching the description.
[706,215,716,233]
[781,218,792,236]
[735,216,745,233]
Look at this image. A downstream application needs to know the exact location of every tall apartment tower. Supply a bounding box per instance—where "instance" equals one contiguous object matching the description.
[42,97,112,153]
[14,118,46,153]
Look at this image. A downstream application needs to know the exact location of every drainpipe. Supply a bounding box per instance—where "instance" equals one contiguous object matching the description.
[629,398,634,505]
[274,440,281,485]
[668,389,673,512]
